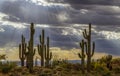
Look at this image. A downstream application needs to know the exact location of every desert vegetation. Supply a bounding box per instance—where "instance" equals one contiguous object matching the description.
[0,23,120,76]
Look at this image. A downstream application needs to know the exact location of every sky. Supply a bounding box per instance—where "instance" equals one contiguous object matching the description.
[0,0,120,60]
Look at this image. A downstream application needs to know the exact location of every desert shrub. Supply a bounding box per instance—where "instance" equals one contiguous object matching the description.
[52,58,69,67]
[94,63,105,71]
[91,60,112,76]
[112,58,120,66]
[93,62,109,73]
[113,66,120,73]
[1,64,12,73]
[59,63,72,70]
[93,65,111,76]
[96,55,113,71]
[54,66,63,72]
[102,71,111,76]
[0,61,17,74]
[52,59,60,67]
[71,63,81,71]
[39,68,53,76]
[98,55,112,64]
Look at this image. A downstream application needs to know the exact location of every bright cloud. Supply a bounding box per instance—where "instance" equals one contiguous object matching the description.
[28,0,70,6]
[0,28,5,32]
[0,12,27,29]
[57,11,69,22]
[98,31,120,40]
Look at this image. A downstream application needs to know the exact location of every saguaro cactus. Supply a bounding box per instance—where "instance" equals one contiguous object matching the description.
[82,23,95,72]
[38,29,45,66]
[45,37,52,67]
[78,39,85,73]
[25,23,36,73]
[19,35,26,66]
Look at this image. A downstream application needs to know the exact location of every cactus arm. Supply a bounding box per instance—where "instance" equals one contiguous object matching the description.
[27,41,30,50]
[27,46,30,51]
[19,44,22,59]
[40,35,42,43]
[24,51,28,58]
[38,45,42,56]
[47,37,49,58]
[24,43,27,53]
[85,42,88,55]
[45,45,47,59]
[42,30,44,43]
[91,42,95,56]
[39,45,42,55]
[33,49,36,56]
[80,43,82,48]
[78,53,82,58]
[40,30,45,44]
[83,29,88,39]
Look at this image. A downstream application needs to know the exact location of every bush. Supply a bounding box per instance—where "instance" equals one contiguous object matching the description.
[92,62,110,74]
[0,61,17,74]
[113,66,120,73]
[52,58,69,67]
[39,68,52,76]
[1,65,11,73]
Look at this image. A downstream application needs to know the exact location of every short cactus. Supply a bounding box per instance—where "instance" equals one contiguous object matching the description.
[19,35,26,66]
[78,39,85,73]
[45,37,52,67]
[37,29,45,67]
[82,23,95,72]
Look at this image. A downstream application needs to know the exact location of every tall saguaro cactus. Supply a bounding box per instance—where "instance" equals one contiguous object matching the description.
[25,23,36,73]
[38,29,45,66]
[19,35,26,66]
[78,39,85,73]
[82,23,95,72]
[45,37,52,67]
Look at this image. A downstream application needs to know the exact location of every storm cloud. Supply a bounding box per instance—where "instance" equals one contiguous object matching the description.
[0,0,120,56]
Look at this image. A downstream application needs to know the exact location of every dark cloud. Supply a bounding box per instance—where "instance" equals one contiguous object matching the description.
[0,24,81,49]
[95,39,120,55]
[46,0,120,6]
[0,0,119,25]
[0,0,120,56]
[0,0,61,24]
[0,25,22,47]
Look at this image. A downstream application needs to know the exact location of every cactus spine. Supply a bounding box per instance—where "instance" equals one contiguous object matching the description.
[38,29,45,66]
[25,23,36,73]
[78,39,85,73]
[83,23,95,72]
[19,35,26,66]
[45,37,52,67]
